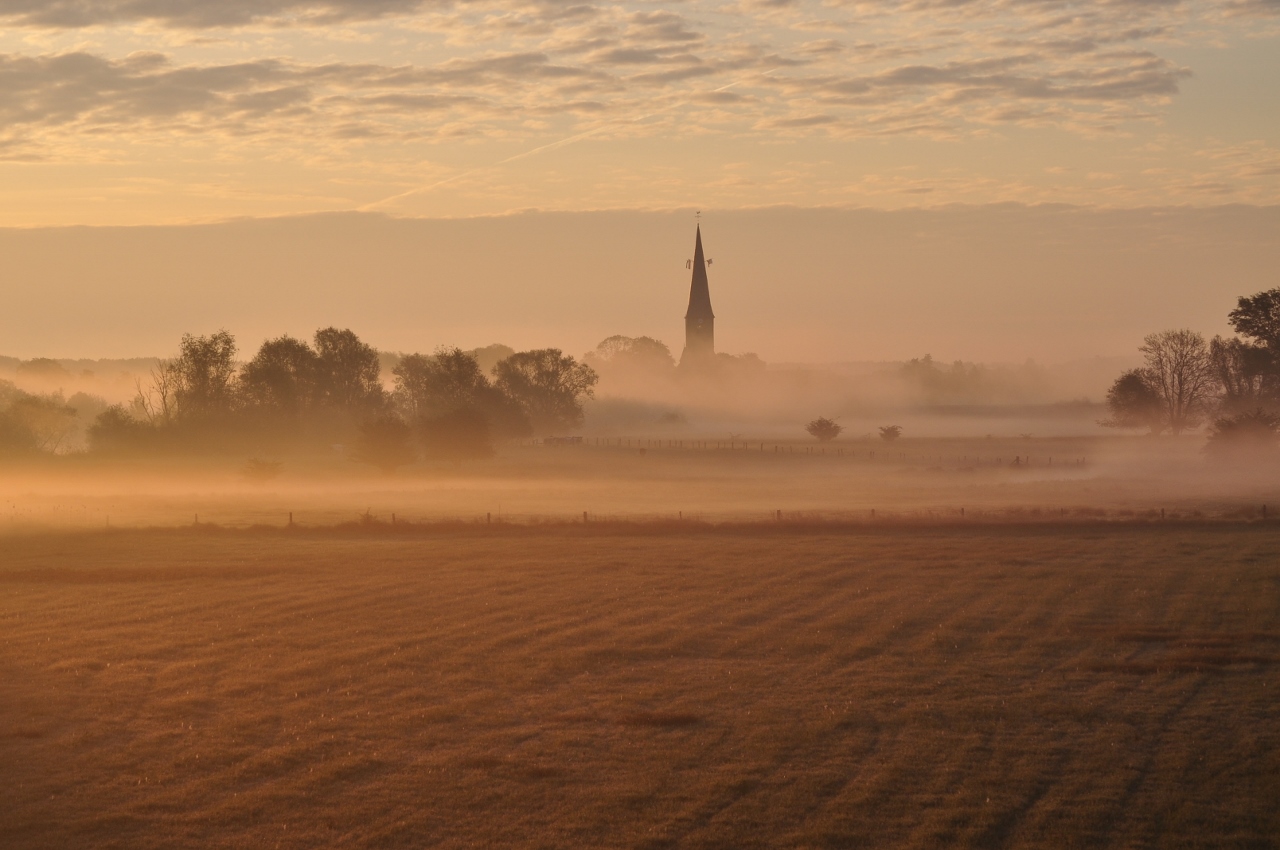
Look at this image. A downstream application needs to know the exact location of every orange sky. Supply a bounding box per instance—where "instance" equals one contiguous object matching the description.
[1,1,1277,365]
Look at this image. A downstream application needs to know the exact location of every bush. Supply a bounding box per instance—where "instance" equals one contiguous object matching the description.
[879,425,903,442]
[805,417,843,442]
[1203,409,1280,460]
[88,406,153,454]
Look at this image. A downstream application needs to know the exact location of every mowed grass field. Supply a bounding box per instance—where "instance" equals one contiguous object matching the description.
[2,526,1279,849]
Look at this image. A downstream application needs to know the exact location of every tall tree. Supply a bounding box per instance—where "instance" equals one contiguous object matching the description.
[314,327,384,413]
[393,347,490,419]
[1209,335,1274,415]
[172,330,238,420]
[492,349,598,431]
[1138,329,1215,435]
[1228,288,1280,353]
[240,335,320,414]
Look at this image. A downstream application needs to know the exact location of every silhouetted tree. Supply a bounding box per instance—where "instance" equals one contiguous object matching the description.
[239,335,320,414]
[393,347,491,419]
[350,415,416,473]
[88,406,153,453]
[805,417,843,442]
[493,349,598,431]
[1228,288,1280,353]
[1139,329,1215,435]
[172,330,239,420]
[1102,369,1164,432]
[879,425,902,442]
[1209,336,1274,415]
[314,327,384,413]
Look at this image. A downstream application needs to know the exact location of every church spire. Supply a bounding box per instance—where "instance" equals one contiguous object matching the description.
[681,223,715,365]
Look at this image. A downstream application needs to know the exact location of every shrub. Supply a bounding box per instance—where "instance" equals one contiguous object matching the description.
[805,417,843,442]
[1203,409,1280,460]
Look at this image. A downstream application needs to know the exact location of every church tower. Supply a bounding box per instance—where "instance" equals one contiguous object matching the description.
[680,224,715,366]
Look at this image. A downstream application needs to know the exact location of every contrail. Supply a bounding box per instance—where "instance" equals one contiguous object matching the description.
[359,79,746,212]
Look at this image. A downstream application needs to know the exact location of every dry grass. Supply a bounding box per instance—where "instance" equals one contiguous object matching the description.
[2,526,1279,848]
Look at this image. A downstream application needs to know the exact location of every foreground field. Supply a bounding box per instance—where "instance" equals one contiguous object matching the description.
[3,526,1279,848]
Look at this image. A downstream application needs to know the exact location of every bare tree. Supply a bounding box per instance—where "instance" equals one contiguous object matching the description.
[133,360,178,426]
[1139,329,1215,435]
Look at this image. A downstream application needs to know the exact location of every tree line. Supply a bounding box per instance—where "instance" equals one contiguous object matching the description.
[1105,287,1280,453]
[85,327,598,468]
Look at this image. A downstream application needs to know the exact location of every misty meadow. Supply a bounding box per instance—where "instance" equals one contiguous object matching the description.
[4,0,1280,844]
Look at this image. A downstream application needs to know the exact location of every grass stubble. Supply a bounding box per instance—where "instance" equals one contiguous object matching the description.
[1,525,1278,849]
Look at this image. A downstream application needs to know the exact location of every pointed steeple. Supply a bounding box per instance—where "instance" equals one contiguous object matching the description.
[681,224,715,365]
[685,225,714,322]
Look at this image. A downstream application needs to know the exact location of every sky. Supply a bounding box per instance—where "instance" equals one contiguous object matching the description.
[1,0,1279,225]
[2,207,1277,364]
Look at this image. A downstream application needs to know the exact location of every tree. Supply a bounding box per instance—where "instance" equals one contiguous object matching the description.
[492,349,598,431]
[1102,369,1164,432]
[8,394,78,453]
[133,360,178,426]
[879,425,902,442]
[586,336,676,372]
[805,417,843,442]
[314,327,384,413]
[350,415,416,473]
[88,406,152,453]
[239,336,320,414]
[1138,329,1215,435]
[393,347,491,419]
[171,330,239,421]
[1228,288,1280,353]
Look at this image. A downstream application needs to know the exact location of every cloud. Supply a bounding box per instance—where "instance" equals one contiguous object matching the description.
[0,0,439,28]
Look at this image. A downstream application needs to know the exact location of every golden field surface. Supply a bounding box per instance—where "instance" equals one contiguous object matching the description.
[3,524,1279,849]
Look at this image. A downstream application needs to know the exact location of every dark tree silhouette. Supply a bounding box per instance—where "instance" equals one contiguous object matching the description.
[805,417,843,442]
[172,330,238,420]
[88,405,152,453]
[240,336,320,414]
[879,425,902,442]
[1139,329,1215,435]
[1209,336,1274,414]
[492,349,598,431]
[314,327,384,413]
[1102,369,1165,432]
[393,347,491,419]
[1228,288,1280,353]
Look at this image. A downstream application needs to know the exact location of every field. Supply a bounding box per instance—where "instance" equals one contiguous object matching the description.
[4,523,1279,848]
